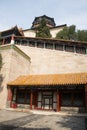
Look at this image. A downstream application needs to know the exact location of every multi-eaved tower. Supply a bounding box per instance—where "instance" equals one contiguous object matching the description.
[24,15,66,38]
[31,15,56,29]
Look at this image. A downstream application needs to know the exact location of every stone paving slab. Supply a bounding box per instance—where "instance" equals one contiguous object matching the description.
[15,128,51,130]
[0,110,86,130]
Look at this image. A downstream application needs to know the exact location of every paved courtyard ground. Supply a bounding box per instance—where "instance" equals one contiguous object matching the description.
[0,109,86,130]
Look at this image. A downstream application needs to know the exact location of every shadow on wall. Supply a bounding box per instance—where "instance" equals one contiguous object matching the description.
[0,74,3,92]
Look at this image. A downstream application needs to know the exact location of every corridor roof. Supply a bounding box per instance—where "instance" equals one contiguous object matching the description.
[7,73,87,86]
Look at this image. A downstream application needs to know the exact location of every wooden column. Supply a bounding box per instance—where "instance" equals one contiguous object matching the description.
[85,85,87,112]
[2,39,5,45]
[7,87,12,101]
[86,48,87,54]
[30,89,33,110]
[35,41,37,48]
[63,44,65,51]
[56,89,61,112]
[33,91,38,109]
[74,45,76,53]
[53,43,55,50]
[85,92,87,109]
[44,42,46,48]
[7,86,13,108]
[11,35,14,44]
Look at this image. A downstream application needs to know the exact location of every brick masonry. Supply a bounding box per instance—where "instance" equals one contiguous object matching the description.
[0,45,30,108]
[17,45,87,75]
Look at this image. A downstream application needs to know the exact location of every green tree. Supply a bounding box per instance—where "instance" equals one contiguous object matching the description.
[56,26,69,40]
[68,25,77,40]
[56,25,77,41]
[36,18,52,38]
[77,30,87,42]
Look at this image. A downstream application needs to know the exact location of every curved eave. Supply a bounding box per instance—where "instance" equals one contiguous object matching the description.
[1,26,23,38]
[7,73,87,87]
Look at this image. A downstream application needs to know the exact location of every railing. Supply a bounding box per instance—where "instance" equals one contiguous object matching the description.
[15,39,87,55]
[0,36,87,55]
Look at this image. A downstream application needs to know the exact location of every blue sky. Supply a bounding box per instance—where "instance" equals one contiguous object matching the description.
[0,0,87,31]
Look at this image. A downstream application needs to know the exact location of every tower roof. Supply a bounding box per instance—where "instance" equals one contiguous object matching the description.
[31,15,56,29]
[0,26,23,38]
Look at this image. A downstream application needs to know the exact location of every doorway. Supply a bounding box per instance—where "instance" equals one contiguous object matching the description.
[41,91,53,110]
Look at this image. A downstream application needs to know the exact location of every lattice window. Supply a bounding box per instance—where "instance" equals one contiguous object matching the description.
[65,45,74,52]
[45,43,53,49]
[15,39,20,45]
[21,40,27,46]
[55,44,63,51]
[76,46,86,54]
[37,42,44,48]
[17,90,30,104]
[62,93,72,106]
[73,93,84,106]
[29,41,35,47]
[61,91,84,107]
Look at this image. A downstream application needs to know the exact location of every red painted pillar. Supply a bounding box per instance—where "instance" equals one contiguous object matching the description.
[85,87,87,112]
[7,86,12,108]
[7,87,12,101]
[33,91,38,109]
[30,89,33,110]
[85,92,87,112]
[56,89,61,112]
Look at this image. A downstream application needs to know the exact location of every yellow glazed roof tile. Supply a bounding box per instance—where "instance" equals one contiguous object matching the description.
[7,73,87,86]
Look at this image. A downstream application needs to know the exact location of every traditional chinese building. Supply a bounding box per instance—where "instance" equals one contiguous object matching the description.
[0,15,87,112]
[7,73,87,112]
[23,15,66,38]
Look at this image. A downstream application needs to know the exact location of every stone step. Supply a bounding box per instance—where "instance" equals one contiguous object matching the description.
[17,104,30,109]
[61,107,85,113]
